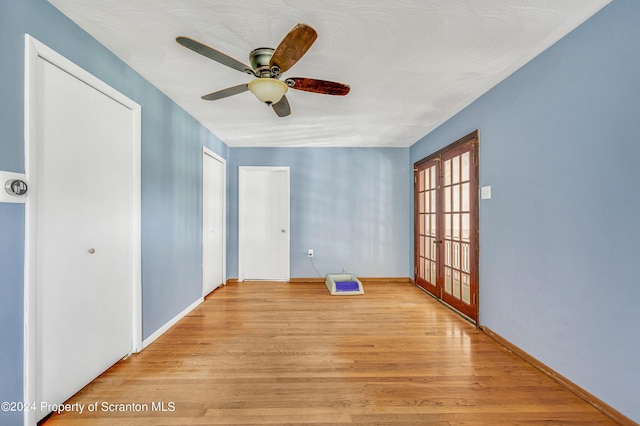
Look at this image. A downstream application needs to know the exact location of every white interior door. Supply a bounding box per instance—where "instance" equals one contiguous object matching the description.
[30,49,139,421]
[239,167,290,281]
[203,149,226,295]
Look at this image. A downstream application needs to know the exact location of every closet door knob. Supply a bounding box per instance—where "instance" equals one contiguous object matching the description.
[88,248,96,254]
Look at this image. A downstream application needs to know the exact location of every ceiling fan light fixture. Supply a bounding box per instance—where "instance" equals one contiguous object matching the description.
[247,78,288,104]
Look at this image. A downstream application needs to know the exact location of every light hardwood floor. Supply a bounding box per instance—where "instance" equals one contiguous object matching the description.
[43,281,618,425]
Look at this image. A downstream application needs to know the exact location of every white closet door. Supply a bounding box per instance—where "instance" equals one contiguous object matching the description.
[203,149,226,295]
[238,167,290,281]
[35,57,134,419]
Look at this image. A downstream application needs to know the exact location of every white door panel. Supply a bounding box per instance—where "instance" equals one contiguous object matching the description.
[35,57,134,419]
[239,167,290,281]
[203,150,225,295]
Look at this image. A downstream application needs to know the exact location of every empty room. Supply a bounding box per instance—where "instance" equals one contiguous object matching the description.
[1,1,639,425]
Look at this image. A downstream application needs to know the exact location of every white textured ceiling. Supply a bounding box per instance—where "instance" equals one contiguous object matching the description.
[48,0,609,147]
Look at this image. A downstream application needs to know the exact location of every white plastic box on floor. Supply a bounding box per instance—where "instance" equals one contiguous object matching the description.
[325,273,364,296]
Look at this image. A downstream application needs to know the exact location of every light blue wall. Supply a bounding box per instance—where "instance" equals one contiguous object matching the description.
[228,148,412,279]
[0,1,228,424]
[410,0,639,421]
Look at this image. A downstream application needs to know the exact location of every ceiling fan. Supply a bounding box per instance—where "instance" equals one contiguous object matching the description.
[176,23,350,117]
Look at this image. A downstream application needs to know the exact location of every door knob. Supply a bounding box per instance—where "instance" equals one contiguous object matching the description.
[88,248,96,254]
[281,229,286,233]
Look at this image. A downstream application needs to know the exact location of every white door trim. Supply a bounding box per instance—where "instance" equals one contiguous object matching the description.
[23,35,142,426]
[202,147,227,295]
[238,166,290,282]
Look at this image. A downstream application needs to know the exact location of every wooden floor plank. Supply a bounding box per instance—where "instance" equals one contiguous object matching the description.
[42,281,618,425]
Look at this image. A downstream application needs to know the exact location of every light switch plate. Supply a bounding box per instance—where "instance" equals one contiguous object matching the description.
[481,185,492,200]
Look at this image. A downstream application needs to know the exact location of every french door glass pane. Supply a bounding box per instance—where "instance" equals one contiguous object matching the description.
[462,213,470,241]
[453,271,461,298]
[462,274,471,304]
[462,183,469,211]
[453,213,460,239]
[444,187,451,212]
[444,160,451,186]
[461,152,470,181]
[452,156,460,184]
[453,185,460,211]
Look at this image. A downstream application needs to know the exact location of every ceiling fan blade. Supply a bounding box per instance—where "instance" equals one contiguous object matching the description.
[286,77,350,96]
[269,23,317,74]
[201,84,249,101]
[176,36,255,75]
[272,96,291,117]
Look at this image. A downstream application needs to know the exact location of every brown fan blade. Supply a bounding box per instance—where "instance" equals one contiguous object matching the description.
[201,84,249,101]
[177,36,255,75]
[269,23,317,74]
[286,77,350,96]
[272,96,291,117]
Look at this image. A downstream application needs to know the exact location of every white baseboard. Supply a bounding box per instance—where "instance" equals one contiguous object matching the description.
[142,297,203,349]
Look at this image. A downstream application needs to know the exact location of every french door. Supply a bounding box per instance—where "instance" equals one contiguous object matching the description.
[415,131,479,322]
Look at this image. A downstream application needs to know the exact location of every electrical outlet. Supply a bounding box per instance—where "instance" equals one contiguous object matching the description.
[307,249,314,258]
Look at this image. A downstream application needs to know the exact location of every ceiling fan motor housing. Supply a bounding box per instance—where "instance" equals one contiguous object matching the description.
[249,48,277,77]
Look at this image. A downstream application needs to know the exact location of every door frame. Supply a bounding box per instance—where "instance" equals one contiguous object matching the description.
[414,130,479,323]
[202,147,227,295]
[23,35,142,425]
[238,166,290,282]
